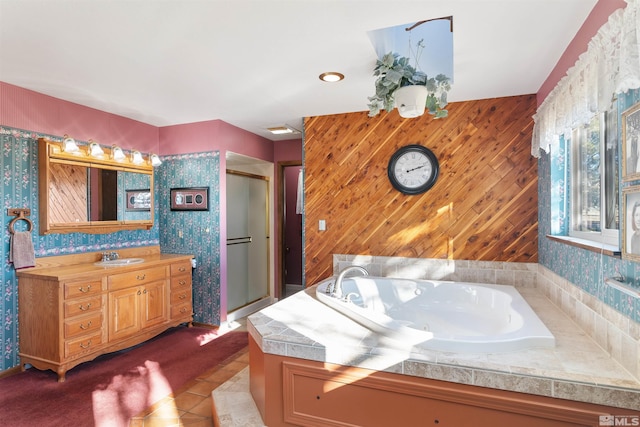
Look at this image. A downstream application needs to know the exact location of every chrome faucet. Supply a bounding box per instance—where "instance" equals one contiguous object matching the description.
[330,265,369,299]
[101,251,120,262]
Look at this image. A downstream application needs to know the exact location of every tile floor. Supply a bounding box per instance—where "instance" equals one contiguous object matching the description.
[130,290,307,427]
[130,320,250,427]
[211,367,264,426]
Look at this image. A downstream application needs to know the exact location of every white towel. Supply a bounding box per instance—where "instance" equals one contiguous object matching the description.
[10,231,36,270]
[296,168,303,215]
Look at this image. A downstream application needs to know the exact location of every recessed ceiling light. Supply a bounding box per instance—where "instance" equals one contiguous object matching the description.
[267,125,300,135]
[319,72,344,82]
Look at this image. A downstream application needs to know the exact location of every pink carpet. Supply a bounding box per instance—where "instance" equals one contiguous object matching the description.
[0,326,248,426]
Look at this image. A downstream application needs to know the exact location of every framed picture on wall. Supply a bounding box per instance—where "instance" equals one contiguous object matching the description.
[622,101,640,181]
[170,187,209,211]
[125,189,151,211]
[622,185,640,261]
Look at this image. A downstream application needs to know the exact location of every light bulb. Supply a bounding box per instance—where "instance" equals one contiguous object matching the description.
[88,141,104,157]
[62,135,80,153]
[112,145,126,161]
[150,153,162,167]
[131,150,144,165]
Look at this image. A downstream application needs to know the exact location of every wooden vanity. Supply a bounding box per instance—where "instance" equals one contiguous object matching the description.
[16,246,193,382]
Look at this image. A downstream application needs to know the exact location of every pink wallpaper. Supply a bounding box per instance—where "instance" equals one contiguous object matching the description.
[274,138,303,163]
[0,82,158,152]
[158,119,274,159]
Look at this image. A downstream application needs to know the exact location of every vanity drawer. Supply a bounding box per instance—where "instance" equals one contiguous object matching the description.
[171,261,191,276]
[171,289,192,305]
[64,313,102,339]
[108,266,167,291]
[65,332,103,358]
[171,303,192,319]
[64,295,103,318]
[171,276,191,290]
[64,280,103,299]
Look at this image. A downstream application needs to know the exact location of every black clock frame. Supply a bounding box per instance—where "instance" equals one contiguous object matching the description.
[387,145,440,195]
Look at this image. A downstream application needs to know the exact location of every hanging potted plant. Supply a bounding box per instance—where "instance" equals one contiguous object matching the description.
[367,49,451,119]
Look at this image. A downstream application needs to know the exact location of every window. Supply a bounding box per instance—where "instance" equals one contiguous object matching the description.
[569,110,619,247]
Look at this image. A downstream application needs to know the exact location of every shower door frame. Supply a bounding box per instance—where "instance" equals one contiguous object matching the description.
[225,168,272,320]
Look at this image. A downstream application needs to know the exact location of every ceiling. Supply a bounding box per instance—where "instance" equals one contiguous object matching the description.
[0,0,598,141]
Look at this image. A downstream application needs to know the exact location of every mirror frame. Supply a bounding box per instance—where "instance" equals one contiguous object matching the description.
[38,138,155,235]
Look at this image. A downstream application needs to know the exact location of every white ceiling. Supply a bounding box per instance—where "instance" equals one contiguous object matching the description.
[0,0,598,141]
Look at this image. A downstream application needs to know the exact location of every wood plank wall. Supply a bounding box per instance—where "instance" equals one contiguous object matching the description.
[49,163,88,223]
[303,94,538,285]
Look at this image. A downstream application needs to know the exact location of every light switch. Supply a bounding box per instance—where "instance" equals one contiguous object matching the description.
[319,219,326,231]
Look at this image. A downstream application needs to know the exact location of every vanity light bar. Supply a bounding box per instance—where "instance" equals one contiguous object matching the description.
[43,137,160,171]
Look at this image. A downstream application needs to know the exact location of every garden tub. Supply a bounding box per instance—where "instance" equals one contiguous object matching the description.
[316,276,555,353]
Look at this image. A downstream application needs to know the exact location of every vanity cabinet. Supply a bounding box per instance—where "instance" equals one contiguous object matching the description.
[108,266,169,341]
[17,251,193,382]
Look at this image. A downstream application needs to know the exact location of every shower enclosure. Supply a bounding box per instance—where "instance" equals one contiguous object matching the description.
[226,170,269,313]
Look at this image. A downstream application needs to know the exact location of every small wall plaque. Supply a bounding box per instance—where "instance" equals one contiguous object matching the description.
[170,187,209,211]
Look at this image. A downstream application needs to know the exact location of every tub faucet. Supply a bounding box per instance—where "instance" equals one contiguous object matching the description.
[331,266,369,299]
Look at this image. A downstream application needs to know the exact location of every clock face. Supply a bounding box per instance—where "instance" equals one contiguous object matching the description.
[387,145,439,195]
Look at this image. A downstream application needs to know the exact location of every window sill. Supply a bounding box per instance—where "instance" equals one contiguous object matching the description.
[546,235,620,257]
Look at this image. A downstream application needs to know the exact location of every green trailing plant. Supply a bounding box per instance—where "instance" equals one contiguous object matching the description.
[367,49,451,119]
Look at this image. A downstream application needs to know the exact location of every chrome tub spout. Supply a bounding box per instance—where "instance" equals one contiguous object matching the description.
[331,266,369,299]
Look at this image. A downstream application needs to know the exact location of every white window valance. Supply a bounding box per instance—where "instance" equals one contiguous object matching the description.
[532,0,640,157]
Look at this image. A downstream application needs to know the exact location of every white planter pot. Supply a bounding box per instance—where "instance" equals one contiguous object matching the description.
[394,85,428,118]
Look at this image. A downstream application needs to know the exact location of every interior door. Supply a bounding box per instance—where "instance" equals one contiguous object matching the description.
[226,171,269,312]
[284,166,303,286]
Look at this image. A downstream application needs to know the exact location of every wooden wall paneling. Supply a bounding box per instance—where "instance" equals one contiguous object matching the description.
[304,94,539,285]
[49,162,87,223]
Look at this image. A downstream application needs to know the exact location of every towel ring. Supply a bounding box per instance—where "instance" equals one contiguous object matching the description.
[8,208,33,234]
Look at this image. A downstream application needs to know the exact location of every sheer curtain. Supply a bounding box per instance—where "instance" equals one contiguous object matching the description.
[532,0,640,157]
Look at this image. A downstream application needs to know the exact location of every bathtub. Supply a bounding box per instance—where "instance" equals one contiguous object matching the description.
[315,276,555,353]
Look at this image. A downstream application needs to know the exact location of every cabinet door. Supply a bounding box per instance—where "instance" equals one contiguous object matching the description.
[141,280,168,329]
[108,286,141,341]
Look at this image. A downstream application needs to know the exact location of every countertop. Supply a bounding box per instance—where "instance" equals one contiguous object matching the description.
[16,253,193,281]
[248,285,640,411]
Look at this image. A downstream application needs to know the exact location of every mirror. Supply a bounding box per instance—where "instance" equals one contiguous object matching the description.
[39,138,154,234]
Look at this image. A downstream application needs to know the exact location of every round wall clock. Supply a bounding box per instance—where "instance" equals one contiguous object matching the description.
[387,144,439,195]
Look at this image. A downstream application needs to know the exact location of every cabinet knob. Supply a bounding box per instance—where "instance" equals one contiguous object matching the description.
[78,285,92,293]
[179,294,186,299]
[179,267,186,272]
[179,280,186,286]
[79,303,91,311]
[79,340,92,349]
[136,274,146,281]
[137,290,141,295]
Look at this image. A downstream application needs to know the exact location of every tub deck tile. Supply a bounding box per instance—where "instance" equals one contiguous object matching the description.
[248,285,640,411]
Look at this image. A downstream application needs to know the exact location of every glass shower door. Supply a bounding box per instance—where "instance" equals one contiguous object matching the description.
[226,172,269,312]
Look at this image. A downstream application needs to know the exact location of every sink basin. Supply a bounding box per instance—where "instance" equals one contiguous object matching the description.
[94,258,145,267]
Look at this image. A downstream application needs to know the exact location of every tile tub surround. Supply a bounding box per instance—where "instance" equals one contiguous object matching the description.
[248,285,640,411]
[333,255,539,288]
[334,254,640,381]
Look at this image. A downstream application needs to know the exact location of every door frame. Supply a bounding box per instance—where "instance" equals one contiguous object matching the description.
[277,160,303,299]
